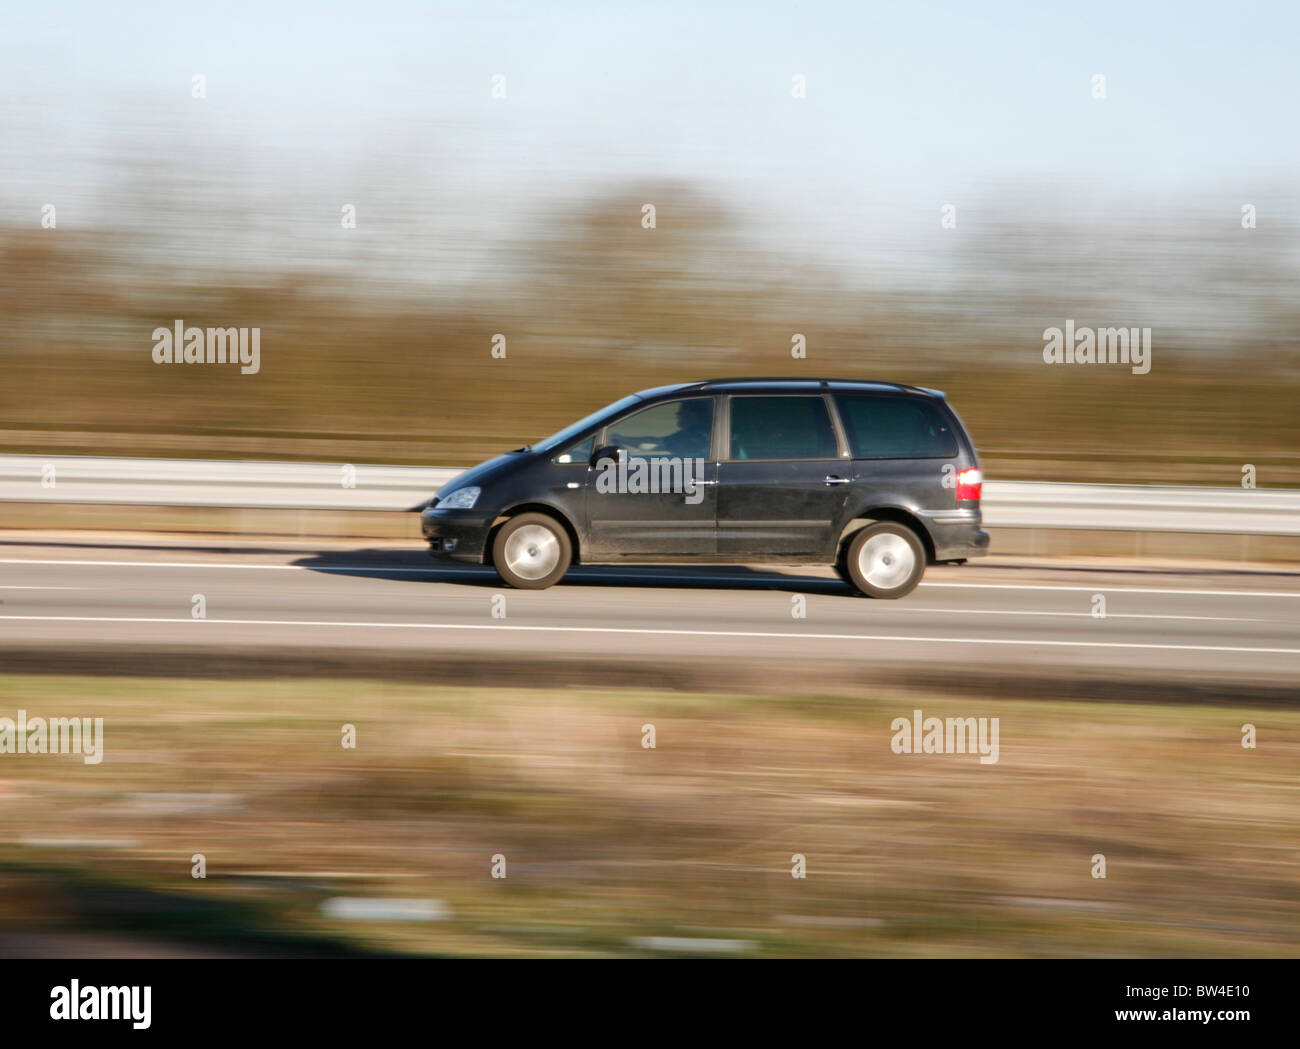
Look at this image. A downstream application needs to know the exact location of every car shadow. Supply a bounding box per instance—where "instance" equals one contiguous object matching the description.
[292,548,855,595]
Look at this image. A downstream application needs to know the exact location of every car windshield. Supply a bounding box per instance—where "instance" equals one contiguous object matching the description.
[531,395,642,453]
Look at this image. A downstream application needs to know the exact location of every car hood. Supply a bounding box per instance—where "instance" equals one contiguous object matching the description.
[433,450,530,503]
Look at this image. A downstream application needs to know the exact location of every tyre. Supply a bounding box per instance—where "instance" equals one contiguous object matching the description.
[843,521,926,599]
[491,513,572,590]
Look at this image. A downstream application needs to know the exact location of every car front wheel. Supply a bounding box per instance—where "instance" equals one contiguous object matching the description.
[844,522,926,599]
[491,513,572,590]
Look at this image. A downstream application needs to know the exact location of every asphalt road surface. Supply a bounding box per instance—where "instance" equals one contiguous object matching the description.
[2,537,1298,692]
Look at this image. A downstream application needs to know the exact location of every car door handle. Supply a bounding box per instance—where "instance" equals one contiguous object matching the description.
[824,476,851,485]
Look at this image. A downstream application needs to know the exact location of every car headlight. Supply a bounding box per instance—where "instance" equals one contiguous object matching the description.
[439,486,481,509]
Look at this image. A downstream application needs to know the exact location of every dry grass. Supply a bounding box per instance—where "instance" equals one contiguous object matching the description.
[1,674,1297,956]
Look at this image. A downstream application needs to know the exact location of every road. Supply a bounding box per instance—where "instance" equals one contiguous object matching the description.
[2,537,1298,692]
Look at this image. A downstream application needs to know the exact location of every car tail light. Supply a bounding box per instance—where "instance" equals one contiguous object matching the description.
[956,468,982,502]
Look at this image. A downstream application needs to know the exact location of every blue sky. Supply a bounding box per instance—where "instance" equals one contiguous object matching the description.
[3,0,1298,273]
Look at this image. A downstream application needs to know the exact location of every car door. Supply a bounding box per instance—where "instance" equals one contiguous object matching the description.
[583,396,718,557]
[716,394,851,557]
[833,392,963,509]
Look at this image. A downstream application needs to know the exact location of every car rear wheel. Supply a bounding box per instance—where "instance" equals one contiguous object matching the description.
[844,522,926,599]
[491,513,572,590]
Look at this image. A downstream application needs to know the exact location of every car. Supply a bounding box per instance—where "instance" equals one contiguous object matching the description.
[421,378,989,598]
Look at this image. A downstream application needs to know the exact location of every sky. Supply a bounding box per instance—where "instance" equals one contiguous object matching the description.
[2,0,1298,279]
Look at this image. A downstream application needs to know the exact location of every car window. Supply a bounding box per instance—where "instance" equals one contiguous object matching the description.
[834,395,958,458]
[728,396,838,460]
[606,398,713,460]
[554,435,594,464]
[532,394,641,453]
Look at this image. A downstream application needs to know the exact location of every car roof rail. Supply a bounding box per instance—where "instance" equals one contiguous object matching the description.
[695,376,940,396]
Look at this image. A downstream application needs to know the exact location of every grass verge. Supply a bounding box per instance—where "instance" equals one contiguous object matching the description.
[0,674,1296,957]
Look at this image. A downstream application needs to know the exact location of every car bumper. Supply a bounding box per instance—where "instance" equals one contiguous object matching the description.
[420,507,496,563]
[919,508,991,561]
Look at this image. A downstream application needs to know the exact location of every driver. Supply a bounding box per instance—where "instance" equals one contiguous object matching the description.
[666,399,712,458]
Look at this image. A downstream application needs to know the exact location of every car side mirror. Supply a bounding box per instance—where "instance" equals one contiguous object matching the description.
[590,445,622,468]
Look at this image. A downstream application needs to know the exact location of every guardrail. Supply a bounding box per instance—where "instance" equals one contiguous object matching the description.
[981,481,1300,535]
[1,455,1296,535]
[0,455,458,512]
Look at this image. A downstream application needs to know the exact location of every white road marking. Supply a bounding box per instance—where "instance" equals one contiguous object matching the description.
[2,556,1298,599]
[1,614,1298,655]
[921,581,1300,598]
[0,557,316,571]
[889,608,1261,622]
